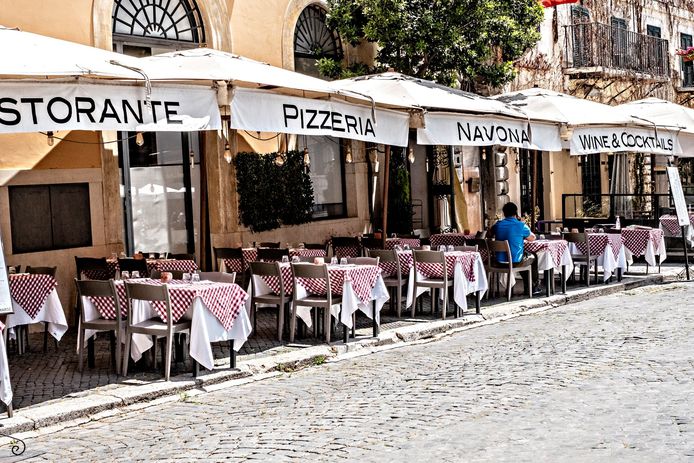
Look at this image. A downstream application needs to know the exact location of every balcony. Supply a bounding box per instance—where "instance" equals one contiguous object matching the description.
[563,22,670,80]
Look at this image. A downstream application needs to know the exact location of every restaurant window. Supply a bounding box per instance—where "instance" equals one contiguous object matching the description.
[571,6,591,67]
[9,184,92,254]
[305,136,346,219]
[112,0,205,43]
[681,33,694,88]
[581,153,602,211]
[293,5,343,78]
[294,7,346,220]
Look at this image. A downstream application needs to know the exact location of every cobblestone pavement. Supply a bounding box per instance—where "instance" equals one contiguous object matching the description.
[8,282,693,462]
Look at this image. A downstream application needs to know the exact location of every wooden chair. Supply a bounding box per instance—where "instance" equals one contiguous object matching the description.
[122,282,191,380]
[257,247,290,262]
[295,256,318,263]
[258,242,280,249]
[250,262,288,341]
[331,236,361,260]
[303,243,327,250]
[198,272,237,283]
[212,247,245,285]
[475,230,487,239]
[118,258,148,277]
[6,265,20,274]
[563,232,598,286]
[368,249,406,317]
[26,266,59,352]
[412,250,455,319]
[168,253,196,263]
[467,239,489,265]
[149,269,185,280]
[346,257,380,266]
[361,237,383,252]
[75,257,110,280]
[289,263,341,343]
[75,279,123,373]
[453,245,478,252]
[486,240,533,301]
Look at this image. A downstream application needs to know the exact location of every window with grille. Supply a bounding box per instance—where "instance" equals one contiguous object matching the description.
[681,33,694,88]
[293,5,342,78]
[112,0,205,43]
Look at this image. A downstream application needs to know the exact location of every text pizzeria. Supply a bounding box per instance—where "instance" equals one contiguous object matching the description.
[0,96,183,126]
[283,104,376,137]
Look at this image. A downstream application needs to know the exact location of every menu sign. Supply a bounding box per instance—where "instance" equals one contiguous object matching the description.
[667,166,690,228]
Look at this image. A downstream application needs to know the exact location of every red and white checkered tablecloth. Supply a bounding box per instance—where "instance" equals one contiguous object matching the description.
[289,248,326,258]
[430,234,469,247]
[259,263,294,295]
[407,251,477,282]
[621,228,663,257]
[385,238,422,249]
[9,274,58,319]
[297,264,380,305]
[147,259,198,274]
[524,240,568,268]
[659,214,694,235]
[573,234,623,260]
[333,245,361,260]
[90,279,248,330]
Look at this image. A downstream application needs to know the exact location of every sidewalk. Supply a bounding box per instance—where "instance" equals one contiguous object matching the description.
[0,264,685,436]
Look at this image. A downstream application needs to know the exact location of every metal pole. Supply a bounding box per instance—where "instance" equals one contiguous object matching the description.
[381,145,391,249]
[683,225,691,281]
[531,150,538,232]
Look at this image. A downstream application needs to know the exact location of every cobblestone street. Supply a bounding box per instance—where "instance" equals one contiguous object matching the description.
[8,283,694,462]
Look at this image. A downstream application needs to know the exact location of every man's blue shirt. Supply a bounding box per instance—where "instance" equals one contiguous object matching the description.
[492,217,531,263]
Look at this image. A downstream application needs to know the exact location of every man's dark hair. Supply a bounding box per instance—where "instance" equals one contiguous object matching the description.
[502,202,518,218]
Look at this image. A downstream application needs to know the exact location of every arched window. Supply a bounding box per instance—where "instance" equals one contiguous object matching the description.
[112,0,205,43]
[294,5,342,77]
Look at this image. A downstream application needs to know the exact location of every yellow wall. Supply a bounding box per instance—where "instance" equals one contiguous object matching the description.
[0,0,94,44]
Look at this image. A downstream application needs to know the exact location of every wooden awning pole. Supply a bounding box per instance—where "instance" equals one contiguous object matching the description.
[381,145,391,249]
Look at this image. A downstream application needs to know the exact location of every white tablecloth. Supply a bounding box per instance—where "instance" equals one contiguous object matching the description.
[567,243,626,282]
[6,290,68,342]
[82,293,252,371]
[246,273,390,330]
[624,236,667,268]
[405,254,488,311]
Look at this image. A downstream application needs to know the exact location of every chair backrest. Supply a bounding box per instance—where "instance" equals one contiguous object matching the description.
[150,269,185,280]
[124,282,172,327]
[563,232,587,244]
[367,249,397,263]
[26,266,57,277]
[75,257,109,280]
[303,243,327,250]
[257,247,290,262]
[331,236,360,247]
[397,234,420,239]
[144,252,161,259]
[361,237,383,250]
[487,240,513,269]
[198,271,237,283]
[412,250,445,264]
[213,247,243,272]
[259,242,280,249]
[296,256,318,263]
[475,230,488,239]
[347,257,380,266]
[168,253,196,263]
[454,245,477,252]
[118,258,148,275]
[75,278,121,323]
[290,263,331,300]
[250,261,283,297]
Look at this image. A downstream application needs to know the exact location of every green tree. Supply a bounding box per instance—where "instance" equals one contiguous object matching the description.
[322,0,543,90]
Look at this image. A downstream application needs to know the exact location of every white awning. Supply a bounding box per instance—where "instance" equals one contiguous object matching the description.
[0,82,220,133]
[230,88,409,147]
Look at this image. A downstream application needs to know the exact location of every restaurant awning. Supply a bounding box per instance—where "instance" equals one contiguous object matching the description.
[139,49,411,146]
[330,72,562,150]
[495,88,682,156]
[616,98,694,156]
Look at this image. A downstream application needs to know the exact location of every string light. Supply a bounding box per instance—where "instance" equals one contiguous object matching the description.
[224,142,232,164]
[345,143,353,163]
[46,131,54,146]
[274,153,285,167]
[303,147,310,166]
[189,149,195,169]
[408,147,415,164]
[135,132,145,147]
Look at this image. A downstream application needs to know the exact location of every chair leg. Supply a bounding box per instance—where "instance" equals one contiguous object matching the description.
[164,334,173,381]
[77,326,84,373]
[277,302,285,342]
[289,302,297,343]
[122,331,132,376]
[441,288,447,320]
[396,286,402,318]
[528,270,533,298]
[87,337,95,369]
[229,340,236,369]
[43,323,48,353]
[506,273,512,301]
[594,261,598,284]
[586,264,591,287]
[109,331,117,371]
[324,307,331,343]
[476,291,481,315]
[114,330,121,375]
[151,335,158,369]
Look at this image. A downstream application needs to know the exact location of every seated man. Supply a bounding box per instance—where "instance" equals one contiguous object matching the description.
[489,202,543,295]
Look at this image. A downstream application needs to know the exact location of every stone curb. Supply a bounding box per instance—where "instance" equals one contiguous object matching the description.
[0,270,679,437]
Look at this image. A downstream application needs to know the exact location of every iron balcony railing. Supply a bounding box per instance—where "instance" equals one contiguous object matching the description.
[563,22,670,78]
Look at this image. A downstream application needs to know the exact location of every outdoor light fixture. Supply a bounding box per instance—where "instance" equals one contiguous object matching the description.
[345,143,353,163]
[190,150,195,169]
[135,132,145,147]
[303,147,310,166]
[223,142,232,164]
[408,147,415,164]
[274,153,285,167]
[368,148,379,173]
[46,131,54,146]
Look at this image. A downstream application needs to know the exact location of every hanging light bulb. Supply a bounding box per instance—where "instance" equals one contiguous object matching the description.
[135,132,145,147]
[189,149,195,169]
[303,147,310,166]
[345,143,353,163]
[275,153,285,167]
[46,131,54,147]
[223,142,232,164]
[408,147,415,164]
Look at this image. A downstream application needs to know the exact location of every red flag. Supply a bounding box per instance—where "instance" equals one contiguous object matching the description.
[541,0,579,6]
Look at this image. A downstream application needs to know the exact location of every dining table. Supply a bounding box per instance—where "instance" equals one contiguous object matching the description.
[621,227,666,269]
[223,248,328,274]
[81,278,251,371]
[401,250,488,313]
[245,262,389,340]
[102,258,198,278]
[523,239,574,295]
[429,233,474,248]
[5,273,68,349]
[567,233,626,282]
[659,213,694,247]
